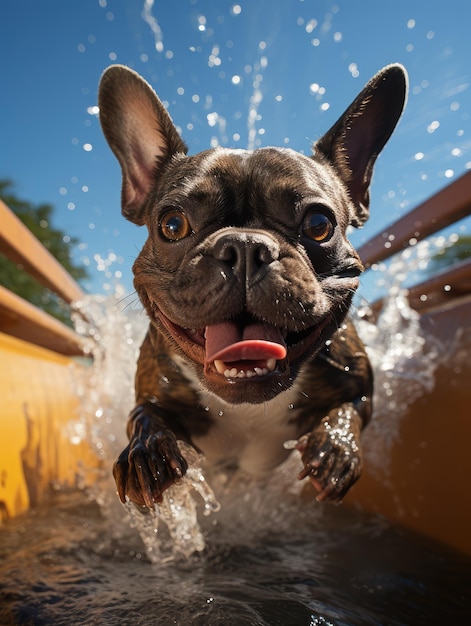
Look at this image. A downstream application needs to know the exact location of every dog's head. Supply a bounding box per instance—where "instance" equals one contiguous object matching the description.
[99,65,407,404]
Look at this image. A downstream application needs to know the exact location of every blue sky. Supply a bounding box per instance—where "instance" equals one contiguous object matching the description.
[1,0,470,299]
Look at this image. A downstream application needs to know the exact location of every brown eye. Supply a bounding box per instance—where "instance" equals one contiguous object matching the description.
[302,211,334,242]
[159,211,192,241]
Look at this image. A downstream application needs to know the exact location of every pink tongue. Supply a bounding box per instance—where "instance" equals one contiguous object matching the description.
[205,321,287,364]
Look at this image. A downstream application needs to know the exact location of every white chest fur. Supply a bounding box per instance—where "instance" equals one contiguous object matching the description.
[193,387,301,475]
[172,354,303,474]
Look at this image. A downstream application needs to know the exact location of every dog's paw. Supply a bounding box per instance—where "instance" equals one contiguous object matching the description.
[113,430,188,508]
[296,406,363,503]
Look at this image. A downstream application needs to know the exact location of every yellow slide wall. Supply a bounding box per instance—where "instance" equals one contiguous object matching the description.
[0,332,98,521]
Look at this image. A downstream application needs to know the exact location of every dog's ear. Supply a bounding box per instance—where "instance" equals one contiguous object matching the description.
[98,65,187,225]
[315,64,407,227]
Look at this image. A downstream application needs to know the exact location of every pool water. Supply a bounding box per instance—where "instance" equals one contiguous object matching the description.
[0,483,469,626]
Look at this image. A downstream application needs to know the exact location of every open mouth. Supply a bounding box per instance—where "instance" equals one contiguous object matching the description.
[151,303,332,383]
[204,319,288,380]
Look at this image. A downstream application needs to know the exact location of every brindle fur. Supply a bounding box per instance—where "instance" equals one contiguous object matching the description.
[98,64,407,508]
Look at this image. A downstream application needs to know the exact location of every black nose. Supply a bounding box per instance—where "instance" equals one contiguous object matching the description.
[212,231,280,285]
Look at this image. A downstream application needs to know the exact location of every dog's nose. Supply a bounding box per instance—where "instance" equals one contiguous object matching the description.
[212,230,280,284]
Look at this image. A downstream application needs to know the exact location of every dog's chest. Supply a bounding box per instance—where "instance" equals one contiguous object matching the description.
[192,389,300,475]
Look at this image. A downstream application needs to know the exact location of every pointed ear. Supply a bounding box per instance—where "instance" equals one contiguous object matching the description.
[314,64,408,227]
[98,65,187,225]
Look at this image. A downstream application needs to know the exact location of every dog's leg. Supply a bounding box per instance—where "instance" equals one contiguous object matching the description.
[296,399,366,502]
[113,401,189,508]
[113,327,211,508]
[294,320,373,502]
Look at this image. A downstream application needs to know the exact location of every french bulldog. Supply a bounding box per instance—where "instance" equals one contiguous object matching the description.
[98,63,407,509]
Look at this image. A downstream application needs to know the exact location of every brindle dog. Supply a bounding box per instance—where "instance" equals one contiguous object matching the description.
[98,64,407,508]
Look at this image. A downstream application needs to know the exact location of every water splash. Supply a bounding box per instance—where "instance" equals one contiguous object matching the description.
[245,46,270,150]
[353,235,458,474]
[71,293,146,512]
[141,0,164,53]
[71,293,223,557]
[124,442,220,562]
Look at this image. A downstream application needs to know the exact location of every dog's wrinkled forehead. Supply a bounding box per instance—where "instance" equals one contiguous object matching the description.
[157,146,351,227]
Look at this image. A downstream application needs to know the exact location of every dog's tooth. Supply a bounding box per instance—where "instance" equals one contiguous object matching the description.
[214,360,226,375]
[218,362,276,379]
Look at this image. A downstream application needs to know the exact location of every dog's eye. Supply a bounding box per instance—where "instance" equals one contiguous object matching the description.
[302,211,334,242]
[159,211,192,241]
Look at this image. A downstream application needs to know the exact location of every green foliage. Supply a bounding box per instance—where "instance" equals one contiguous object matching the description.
[429,235,471,272]
[0,179,89,325]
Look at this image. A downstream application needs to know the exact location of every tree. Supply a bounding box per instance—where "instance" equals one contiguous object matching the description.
[0,179,89,325]
[429,235,471,272]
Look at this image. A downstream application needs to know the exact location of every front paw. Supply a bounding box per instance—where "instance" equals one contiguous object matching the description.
[113,430,188,508]
[296,407,363,503]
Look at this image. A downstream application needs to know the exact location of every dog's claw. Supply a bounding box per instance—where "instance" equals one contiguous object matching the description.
[113,429,188,508]
[296,405,363,503]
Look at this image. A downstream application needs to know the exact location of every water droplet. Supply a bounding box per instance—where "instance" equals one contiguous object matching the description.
[305,19,317,33]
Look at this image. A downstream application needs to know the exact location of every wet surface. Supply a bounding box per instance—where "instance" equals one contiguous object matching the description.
[1,488,470,626]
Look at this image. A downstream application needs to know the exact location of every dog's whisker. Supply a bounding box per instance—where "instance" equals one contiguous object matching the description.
[116,291,140,312]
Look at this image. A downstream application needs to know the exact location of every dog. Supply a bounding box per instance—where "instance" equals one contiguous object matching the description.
[98,63,407,509]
